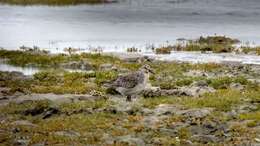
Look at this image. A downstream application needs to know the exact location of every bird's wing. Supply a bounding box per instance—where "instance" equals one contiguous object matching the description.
[113,71,144,89]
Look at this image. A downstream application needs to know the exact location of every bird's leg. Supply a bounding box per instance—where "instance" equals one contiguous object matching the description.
[126,95,132,102]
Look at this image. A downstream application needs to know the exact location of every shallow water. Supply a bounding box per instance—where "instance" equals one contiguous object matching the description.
[148,52,260,65]
[0,62,39,75]
[1,0,260,52]
[0,51,260,76]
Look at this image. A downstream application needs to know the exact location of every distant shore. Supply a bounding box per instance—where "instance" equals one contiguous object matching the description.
[0,0,117,5]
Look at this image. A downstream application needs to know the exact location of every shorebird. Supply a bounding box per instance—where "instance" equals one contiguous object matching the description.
[111,64,155,101]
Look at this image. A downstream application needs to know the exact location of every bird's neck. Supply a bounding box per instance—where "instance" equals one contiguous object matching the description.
[143,72,149,83]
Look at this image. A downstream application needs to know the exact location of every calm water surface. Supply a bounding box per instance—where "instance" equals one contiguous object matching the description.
[1,0,260,52]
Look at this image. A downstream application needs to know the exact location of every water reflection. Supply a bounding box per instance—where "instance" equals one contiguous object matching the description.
[1,0,260,51]
[0,51,260,76]
[0,63,39,75]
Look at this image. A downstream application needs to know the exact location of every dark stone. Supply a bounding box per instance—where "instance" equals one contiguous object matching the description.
[23,104,59,119]
[61,61,93,70]
[42,107,59,119]
[23,106,46,116]
[191,135,219,144]
[13,139,29,146]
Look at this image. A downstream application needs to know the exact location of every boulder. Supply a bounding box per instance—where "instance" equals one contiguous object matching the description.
[177,108,213,119]
[184,70,208,77]
[13,139,30,146]
[115,135,145,146]
[180,86,215,97]
[192,80,208,87]
[99,64,117,71]
[31,143,45,146]
[143,81,215,98]
[0,71,30,81]
[61,61,93,70]
[54,130,81,138]
[191,135,219,144]
[121,56,155,63]
[154,104,180,116]
[230,83,244,91]
[11,120,37,127]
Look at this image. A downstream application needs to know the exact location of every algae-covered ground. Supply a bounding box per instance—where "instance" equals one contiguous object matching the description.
[151,36,260,55]
[0,49,260,146]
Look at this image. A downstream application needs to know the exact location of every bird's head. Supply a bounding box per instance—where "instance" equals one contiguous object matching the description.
[140,64,155,74]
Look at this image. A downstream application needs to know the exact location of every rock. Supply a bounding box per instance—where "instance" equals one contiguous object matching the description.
[169,122,190,130]
[181,140,194,146]
[180,86,216,97]
[42,107,59,119]
[0,71,31,83]
[23,105,46,116]
[13,139,30,146]
[190,126,210,135]
[154,104,180,116]
[191,135,218,144]
[248,79,260,85]
[160,89,183,96]
[0,95,8,101]
[143,88,191,97]
[54,130,81,138]
[189,122,226,136]
[0,87,11,95]
[230,83,244,91]
[178,108,213,119]
[140,108,153,115]
[102,133,114,145]
[158,128,178,137]
[100,64,116,71]
[13,93,101,105]
[151,137,164,145]
[226,110,238,118]
[31,143,45,146]
[142,115,160,126]
[20,102,59,118]
[11,120,37,127]
[121,56,154,63]
[234,104,258,114]
[152,78,213,98]
[143,88,162,97]
[115,135,145,146]
[61,61,92,70]
[255,138,260,143]
[184,70,208,77]
[122,57,140,63]
[192,80,208,87]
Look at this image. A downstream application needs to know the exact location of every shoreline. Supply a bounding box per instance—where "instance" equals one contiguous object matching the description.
[0,49,259,145]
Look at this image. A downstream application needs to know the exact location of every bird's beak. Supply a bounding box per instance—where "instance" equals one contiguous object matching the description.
[149,69,155,74]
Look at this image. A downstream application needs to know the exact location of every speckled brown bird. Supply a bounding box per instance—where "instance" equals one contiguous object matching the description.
[112,64,154,101]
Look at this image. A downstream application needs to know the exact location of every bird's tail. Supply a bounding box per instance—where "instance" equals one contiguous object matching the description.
[103,82,120,95]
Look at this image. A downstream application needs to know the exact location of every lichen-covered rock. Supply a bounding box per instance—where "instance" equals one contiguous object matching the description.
[191,135,219,144]
[180,86,216,97]
[11,120,37,127]
[53,130,81,138]
[100,63,116,71]
[184,70,208,77]
[61,61,93,70]
[230,83,244,91]
[177,108,213,119]
[154,104,180,116]
[115,135,145,146]
[13,139,30,146]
